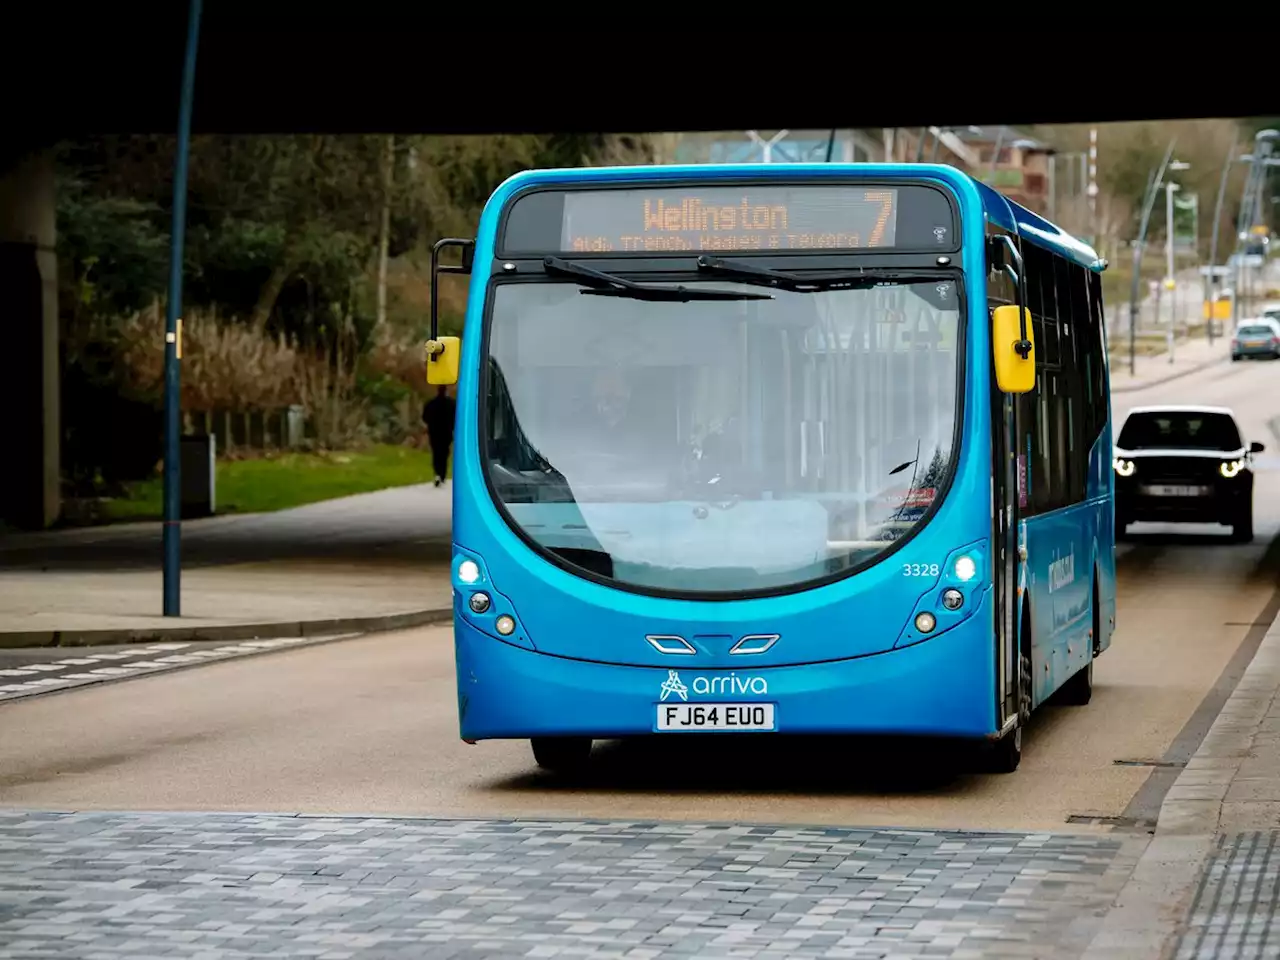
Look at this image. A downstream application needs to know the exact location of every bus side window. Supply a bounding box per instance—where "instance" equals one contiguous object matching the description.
[1022,243,1057,514]
[1055,256,1085,507]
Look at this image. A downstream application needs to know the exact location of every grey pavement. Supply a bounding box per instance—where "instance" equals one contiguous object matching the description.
[0,811,1145,960]
[1086,563,1280,958]
[0,482,453,573]
[0,484,454,643]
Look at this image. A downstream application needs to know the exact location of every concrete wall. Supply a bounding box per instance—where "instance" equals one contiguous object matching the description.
[0,150,60,529]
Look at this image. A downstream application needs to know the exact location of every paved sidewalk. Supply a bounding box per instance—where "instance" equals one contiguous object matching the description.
[0,812,1146,960]
[1109,333,1230,395]
[0,483,455,645]
[1086,591,1280,958]
[0,559,452,646]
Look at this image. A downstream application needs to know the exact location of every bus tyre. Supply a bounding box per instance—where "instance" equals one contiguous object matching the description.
[987,725,1022,774]
[1059,660,1093,706]
[531,737,593,773]
[986,652,1031,773]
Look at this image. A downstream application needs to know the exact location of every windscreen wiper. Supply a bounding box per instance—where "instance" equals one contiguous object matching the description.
[696,255,940,292]
[542,256,771,302]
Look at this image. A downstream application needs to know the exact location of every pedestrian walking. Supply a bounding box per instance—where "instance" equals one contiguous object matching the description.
[422,386,456,487]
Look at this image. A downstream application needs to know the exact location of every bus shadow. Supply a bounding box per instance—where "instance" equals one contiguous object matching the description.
[492,733,1000,797]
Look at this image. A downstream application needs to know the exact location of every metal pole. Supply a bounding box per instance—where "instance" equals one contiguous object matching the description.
[824,128,837,163]
[1048,154,1056,221]
[1166,182,1176,363]
[163,0,203,617]
[1088,128,1098,245]
[1128,139,1178,378]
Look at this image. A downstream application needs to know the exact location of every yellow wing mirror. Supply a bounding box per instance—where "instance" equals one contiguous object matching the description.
[425,336,460,386]
[424,236,474,387]
[991,304,1035,394]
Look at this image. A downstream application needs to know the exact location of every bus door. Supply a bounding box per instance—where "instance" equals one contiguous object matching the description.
[988,233,1025,732]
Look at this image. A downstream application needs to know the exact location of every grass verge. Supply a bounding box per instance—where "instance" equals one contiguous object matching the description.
[99,444,450,523]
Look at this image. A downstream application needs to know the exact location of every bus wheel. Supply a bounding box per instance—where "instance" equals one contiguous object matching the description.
[1059,661,1093,706]
[531,737,593,773]
[1060,591,1097,706]
[986,651,1031,774]
[987,724,1022,774]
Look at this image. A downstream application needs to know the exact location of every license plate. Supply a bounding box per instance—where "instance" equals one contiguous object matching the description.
[656,702,776,731]
[1142,484,1208,497]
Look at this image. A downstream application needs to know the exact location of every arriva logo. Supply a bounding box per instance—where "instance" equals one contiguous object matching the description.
[1048,552,1075,593]
[659,670,767,700]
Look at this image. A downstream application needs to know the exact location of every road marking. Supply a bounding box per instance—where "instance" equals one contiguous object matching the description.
[0,635,361,704]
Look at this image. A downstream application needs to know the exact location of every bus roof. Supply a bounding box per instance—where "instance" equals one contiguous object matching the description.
[490,162,1105,272]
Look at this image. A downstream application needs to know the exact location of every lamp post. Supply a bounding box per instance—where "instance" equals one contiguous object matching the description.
[1231,130,1280,329]
[162,0,204,617]
[1128,140,1178,378]
[1163,161,1191,364]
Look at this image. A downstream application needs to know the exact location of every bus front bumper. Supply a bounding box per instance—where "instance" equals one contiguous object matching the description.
[453,594,997,742]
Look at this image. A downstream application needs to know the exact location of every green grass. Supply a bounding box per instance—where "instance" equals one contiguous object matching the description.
[101,444,451,523]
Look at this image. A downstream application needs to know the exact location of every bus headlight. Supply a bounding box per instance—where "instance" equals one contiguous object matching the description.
[914,612,937,633]
[495,615,516,636]
[1220,459,1244,478]
[457,559,481,584]
[469,592,491,614]
[1114,458,1135,477]
[954,555,977,582]
[941,588,964,611]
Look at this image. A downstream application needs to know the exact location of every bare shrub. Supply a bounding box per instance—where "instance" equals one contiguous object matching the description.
[110,303,302,411]
[105,306,381,450]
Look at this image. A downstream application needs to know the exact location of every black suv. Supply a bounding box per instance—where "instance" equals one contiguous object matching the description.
[1113,405,1263,542]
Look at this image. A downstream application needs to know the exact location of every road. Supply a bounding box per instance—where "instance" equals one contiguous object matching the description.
[2,355,1278,840]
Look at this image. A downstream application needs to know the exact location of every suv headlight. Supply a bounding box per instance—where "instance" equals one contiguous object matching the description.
[1220,459,1245,478]
[1113,457,1135,477]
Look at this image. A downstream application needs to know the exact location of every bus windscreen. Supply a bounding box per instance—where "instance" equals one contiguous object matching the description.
[499,183,958,256]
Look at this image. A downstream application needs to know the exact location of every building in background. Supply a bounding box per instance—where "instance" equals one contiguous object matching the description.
[658,127,1059,217]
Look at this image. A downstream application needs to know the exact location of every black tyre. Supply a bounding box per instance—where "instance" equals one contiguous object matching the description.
[1231,506,1254,544]
[1058,660,1093,706]
[1059,587,1098,706]
[1232,354,1241,362]
[531,737,593,773]
[985,650,1031,773]
[985,724,1022,773]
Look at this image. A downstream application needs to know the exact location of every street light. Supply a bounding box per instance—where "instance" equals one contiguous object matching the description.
[1128,140,1179,377]
[162,0,204,617]
[1230,130,1280,328]
[1164,161,1190,364]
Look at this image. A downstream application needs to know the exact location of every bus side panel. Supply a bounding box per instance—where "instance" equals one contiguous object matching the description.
[1021,504,1093,709]
[1093,298,1118,655]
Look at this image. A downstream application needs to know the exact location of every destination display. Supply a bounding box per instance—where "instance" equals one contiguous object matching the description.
[499,183,958,256]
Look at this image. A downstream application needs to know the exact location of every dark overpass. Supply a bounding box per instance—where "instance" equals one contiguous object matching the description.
[1,20,1270,529]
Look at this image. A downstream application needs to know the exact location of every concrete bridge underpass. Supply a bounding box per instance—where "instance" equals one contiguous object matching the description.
[3,22,1273,530]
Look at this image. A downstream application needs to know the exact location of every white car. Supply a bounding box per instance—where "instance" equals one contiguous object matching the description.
[1231,318,1280,361]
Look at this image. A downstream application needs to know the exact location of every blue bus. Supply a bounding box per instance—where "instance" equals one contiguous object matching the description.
[425,162,1116,774]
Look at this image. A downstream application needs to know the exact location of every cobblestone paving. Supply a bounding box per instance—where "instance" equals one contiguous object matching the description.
[1171,832,1280,960]
[0,811,1144,959]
